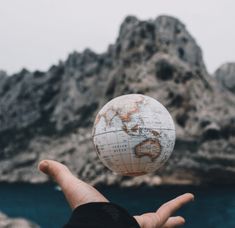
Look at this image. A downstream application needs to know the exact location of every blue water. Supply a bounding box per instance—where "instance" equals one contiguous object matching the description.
[0,183,234,228]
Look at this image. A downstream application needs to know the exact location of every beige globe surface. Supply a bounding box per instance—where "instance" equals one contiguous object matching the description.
[92,94,175,176]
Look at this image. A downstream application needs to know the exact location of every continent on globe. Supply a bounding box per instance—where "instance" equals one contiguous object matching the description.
[135,138,161,161]
[92,94,175,176]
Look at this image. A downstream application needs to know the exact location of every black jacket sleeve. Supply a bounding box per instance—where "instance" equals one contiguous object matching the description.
[63,202,140,228]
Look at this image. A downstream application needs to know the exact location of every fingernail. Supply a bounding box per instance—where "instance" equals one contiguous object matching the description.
[39,161,49,174]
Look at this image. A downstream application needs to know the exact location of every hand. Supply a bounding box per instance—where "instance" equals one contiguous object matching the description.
[38,160,194,228]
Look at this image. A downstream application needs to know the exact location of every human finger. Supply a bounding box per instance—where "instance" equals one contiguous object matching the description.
[155,193,194,226]
[38,160,108,209]
[162,216,185,228]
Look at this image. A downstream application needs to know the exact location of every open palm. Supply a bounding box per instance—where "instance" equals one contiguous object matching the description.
[38,160,194,228]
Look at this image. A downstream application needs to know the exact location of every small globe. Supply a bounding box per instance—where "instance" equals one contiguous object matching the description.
[92,94,175,176]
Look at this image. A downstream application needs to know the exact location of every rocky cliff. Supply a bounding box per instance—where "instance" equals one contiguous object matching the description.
[0,15,235,186]
[0,212,39,228]
[214,62,235,94]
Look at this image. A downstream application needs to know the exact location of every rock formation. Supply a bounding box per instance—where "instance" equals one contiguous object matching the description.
[0,15,235,186]
[0,212,39,228]
[214,62,235,93]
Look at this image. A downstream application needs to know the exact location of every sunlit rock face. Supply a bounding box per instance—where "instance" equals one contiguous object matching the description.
[0,15,235,186]
[214,62,235,94]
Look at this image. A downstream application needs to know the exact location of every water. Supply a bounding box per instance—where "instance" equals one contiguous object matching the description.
[0,183,234,228]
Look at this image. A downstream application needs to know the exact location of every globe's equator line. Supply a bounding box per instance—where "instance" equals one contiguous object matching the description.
[93,128,175,137]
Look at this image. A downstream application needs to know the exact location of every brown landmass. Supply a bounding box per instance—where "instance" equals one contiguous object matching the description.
[135,139,161,161]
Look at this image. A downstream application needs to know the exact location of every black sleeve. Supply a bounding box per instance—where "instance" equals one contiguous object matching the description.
[63,202,140,228]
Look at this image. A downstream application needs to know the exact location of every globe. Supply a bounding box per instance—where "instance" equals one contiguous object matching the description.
[92,94,175,176]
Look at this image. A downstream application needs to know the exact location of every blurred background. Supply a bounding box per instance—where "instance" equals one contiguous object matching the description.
[0,0,235,227]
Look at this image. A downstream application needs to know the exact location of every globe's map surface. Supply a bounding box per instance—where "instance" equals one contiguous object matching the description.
[92,94,175,176]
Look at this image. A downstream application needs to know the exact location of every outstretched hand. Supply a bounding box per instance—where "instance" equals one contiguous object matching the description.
[38,160,194,228]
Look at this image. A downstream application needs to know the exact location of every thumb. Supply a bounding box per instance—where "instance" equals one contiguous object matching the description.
[38,160,70,184]
[38,160,108,209]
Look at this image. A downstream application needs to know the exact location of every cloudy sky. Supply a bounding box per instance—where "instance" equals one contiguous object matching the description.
[0,0,234,74]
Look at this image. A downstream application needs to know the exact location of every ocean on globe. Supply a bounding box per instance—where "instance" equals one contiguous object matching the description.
[92,94,175,176]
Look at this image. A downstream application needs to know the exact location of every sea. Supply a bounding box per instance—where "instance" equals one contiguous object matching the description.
[0,183,234,228]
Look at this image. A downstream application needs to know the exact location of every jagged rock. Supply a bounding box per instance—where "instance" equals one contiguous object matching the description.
[214,62,235,93]
[0,212,39,228]
[0,15,235,186]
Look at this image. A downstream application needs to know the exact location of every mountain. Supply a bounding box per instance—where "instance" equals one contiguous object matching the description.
[214,62,235,94]
[0,15,235,186]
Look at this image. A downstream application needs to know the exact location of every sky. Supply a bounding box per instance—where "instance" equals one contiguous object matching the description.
[0,0,234,75]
